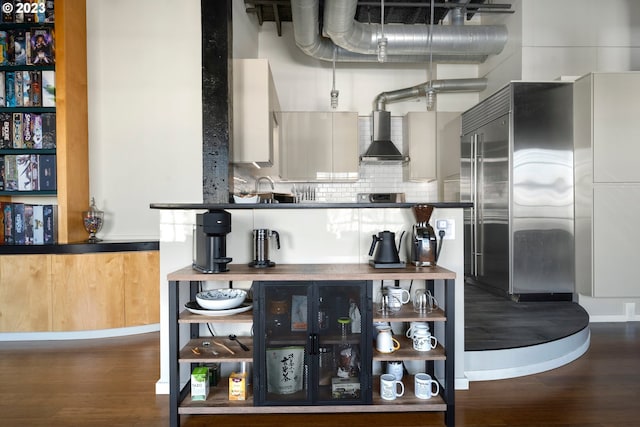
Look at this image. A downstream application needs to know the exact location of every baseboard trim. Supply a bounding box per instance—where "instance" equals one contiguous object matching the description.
[0,324,160,342]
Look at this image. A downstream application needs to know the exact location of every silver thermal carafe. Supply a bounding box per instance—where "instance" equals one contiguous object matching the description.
[249,229,280,268]
[410,205,441,267]
[193,210,232,273]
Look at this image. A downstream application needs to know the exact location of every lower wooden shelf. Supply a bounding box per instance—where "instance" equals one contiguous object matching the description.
[178,374,446,414]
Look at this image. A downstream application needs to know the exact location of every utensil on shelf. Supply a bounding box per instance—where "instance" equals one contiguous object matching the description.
[212,340,235,355]
[229,334,250,351]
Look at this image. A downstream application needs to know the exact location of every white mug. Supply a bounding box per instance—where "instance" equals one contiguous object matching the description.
[384,286,410,307]
[386,361,404,381]
[414,373,439,399]
[380,373,404,400]
[412,329,437,351]
[405,322,429,339]
[376,326,400,353]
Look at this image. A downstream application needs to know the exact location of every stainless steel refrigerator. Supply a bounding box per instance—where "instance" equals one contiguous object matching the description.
[460,82,574,300]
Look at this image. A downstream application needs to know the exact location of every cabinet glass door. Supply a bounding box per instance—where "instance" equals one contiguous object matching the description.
[254,281,371,406]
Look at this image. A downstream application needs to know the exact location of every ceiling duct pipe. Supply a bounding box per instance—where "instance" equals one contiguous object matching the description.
[361,78,488,163]
[374,78,488,111]
[291,0,496,63]
[323,0,507,58]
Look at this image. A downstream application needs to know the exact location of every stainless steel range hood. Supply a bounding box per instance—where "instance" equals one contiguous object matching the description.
[360,110,409,163]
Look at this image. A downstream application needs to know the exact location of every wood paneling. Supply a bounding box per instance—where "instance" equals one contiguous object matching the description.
[0,255,52,332]
[51,253,124,331]
[123,251,160,326]
[54,0,89,243]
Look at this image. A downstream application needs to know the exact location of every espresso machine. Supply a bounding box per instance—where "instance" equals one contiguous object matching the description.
[192,210,233,273]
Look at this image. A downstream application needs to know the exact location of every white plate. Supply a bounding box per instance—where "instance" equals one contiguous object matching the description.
[185,301,253,316]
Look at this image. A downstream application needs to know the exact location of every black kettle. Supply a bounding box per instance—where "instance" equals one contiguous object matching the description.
[369,230,405,264]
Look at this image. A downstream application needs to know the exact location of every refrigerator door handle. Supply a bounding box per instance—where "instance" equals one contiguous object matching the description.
[472,133,479,276]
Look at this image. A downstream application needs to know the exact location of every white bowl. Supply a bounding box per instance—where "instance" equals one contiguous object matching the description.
[195,289,247,311]
[233,194,259,204]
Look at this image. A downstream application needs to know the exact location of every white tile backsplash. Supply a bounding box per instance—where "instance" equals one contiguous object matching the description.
[242,115,438,203]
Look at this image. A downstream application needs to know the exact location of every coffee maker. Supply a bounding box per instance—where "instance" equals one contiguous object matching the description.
[192,210,233,273]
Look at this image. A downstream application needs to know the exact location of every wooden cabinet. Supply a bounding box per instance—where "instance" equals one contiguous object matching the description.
[574,72,640,297]
[232,59,280,167]
[0,255,52,332]
[0,0,89,244]
[0,249,159,332]
[403,111,437,182]
[51,253,125,331]
[279,112,358,181]
[167,264,455,427]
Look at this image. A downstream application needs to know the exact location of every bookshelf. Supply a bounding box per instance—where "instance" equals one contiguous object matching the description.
[0,0,88,244]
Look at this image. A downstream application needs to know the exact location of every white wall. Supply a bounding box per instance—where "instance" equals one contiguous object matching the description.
[86,0,203,240]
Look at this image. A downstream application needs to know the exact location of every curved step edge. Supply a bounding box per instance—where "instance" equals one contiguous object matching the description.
[464,326,591,382]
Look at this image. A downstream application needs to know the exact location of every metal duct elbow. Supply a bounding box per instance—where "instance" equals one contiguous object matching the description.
[374,78,488,111]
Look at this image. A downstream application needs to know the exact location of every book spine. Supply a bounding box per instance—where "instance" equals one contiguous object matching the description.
[0,156,4,190]
[41,112,55,148]
[32,204,44,244]
[32,113,42,148]
[0,112,12,148]
[22,112,33,148]
[43,204,56,244]
[4,154,17,190]
[12,112,22,148]
[13,202,25,244]
[5,71,15,107]
[38,153,55,190]
[30,70,41,106]
[3,203,13,244]
[24,204,34,244]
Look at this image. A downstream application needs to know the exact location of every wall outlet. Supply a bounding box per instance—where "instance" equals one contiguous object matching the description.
[435,219,455,240]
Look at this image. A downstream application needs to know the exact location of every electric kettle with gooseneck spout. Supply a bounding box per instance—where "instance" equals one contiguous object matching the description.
[369,230,405,267]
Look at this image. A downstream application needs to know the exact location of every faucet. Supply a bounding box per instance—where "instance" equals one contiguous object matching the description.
[254,176,275,194]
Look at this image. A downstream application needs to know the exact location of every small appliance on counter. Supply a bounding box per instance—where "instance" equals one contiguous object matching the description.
[357,193,405,203]
[192,210,232,273]
[410,204,443,267]
[369,230,405,268]
[249,228,280,268]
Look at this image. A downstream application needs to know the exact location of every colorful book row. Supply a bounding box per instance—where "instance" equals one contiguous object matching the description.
[0,111,55,148]
[0,26,54,66]
[0,153,56,191]
[1,1,54,25]
[1,202,56,245]
[0,70,55,107]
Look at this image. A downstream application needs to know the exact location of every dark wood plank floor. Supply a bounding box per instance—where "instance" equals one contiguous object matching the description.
[1,322,639,426]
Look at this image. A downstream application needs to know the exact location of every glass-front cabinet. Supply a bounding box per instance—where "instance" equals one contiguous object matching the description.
[254,280,372,406]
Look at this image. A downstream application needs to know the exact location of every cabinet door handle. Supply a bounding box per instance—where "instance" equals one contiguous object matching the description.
[308,333,319,355]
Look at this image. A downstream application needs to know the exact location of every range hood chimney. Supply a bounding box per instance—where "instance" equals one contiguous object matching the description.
[360,110,408,163]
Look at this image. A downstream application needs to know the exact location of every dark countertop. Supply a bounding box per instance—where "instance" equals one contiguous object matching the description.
[0,240,159,255]
[150,202,472,210]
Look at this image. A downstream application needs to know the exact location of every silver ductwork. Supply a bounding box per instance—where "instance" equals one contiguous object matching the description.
[323,0,507,58]
[374,78,488,110]
[291,0,505,63]
[361,78,488,163]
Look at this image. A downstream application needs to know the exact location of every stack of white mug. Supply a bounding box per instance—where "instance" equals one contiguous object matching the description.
[381,361,440,400]
[375,286,441,400]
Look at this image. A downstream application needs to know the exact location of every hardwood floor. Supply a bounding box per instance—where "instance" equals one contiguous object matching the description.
[1,322,639,426]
